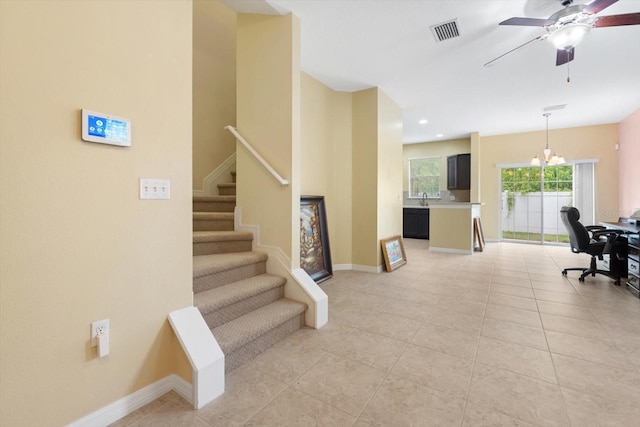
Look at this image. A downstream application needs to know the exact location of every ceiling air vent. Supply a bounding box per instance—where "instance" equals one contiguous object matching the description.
[430,19,460,42]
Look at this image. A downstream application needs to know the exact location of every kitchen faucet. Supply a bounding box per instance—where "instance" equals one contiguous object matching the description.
[420,192,427,206]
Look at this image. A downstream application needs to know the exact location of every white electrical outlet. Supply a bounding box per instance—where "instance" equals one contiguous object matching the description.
[90,319,109,347]
[140,178,170,200]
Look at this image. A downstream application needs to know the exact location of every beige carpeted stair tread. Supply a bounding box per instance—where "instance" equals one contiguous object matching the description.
[193,195,236,203]
[193,251,268,279]
[193,212,234,220]
[217,183,236,188]
[193,230,253,243]
[212,299,307,354]
[193,196,236,213]
[194,273,286,312]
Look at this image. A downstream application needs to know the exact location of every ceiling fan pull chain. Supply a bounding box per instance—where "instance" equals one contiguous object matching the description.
[567,62,571,83]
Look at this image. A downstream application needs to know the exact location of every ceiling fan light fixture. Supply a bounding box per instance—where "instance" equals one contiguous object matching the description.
[548,24,590,50]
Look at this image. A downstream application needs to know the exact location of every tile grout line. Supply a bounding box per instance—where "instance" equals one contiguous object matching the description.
[534,277,574,427]
[457,262,493,427]
[348,274,425,423]
[243,338,340,425]
[350,334,411,424]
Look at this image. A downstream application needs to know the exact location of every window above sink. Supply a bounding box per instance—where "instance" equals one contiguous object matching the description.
[409,156,441,199]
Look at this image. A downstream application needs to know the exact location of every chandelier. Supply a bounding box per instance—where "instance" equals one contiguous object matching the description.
[531,113,565,166]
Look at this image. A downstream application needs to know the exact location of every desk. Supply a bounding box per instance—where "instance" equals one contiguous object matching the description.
[601,221,640,234]
[602,221,640,298]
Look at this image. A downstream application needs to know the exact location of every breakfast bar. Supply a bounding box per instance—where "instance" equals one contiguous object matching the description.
[428,203,483,254]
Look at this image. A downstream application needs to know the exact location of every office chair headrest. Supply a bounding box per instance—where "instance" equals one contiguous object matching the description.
[561,206,580,222]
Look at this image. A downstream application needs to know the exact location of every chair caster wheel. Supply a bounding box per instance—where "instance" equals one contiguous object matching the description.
[579,277,585,283]
[562,270,567,276]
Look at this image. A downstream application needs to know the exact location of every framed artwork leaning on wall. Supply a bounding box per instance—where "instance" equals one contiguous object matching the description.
[381,235,407,272]
[300,195,333,283]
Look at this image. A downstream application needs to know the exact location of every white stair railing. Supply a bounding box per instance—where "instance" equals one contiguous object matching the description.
[224,125,289,186]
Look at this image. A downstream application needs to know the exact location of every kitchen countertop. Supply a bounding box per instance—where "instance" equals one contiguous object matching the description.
[404,202,483,209]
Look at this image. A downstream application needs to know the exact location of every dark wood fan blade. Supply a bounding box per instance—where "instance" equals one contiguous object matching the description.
[583,0,618,15]
[595,13,640,27]
[556,48,575,66]
[499,17,555,27]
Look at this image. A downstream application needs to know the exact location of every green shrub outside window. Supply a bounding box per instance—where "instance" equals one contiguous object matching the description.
[409,157,440,198]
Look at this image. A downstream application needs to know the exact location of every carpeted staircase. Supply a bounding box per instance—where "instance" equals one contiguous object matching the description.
[193,172,307,372]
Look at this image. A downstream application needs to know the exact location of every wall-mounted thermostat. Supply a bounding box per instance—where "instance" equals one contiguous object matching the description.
[82,109,131,147]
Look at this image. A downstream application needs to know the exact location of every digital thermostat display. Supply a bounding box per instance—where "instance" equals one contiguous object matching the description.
[82,109,131,147]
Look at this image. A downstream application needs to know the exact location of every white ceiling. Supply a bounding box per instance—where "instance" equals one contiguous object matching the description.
[221,0,640,143]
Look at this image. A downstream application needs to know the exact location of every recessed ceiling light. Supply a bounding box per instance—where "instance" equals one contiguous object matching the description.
[419,119,428,124]
[436,133,444,137]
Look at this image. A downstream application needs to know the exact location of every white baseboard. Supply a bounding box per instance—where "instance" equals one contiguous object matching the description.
[170,375,193,405]
[429,246,473,255]
[193,153,236,196]
[332,264,352,271]
[352,264,383,273]
[67,374,192,427]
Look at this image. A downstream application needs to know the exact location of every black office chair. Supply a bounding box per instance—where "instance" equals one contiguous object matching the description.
[560,206,622,285]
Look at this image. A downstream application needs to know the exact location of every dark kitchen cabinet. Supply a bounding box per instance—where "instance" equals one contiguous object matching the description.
[403,208,430,239]
[447,153,470,190]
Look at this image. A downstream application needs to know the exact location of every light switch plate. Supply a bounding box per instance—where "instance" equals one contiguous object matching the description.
[140,178,170,200]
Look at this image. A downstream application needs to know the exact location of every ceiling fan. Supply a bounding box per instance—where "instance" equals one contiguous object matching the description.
[485,0,640,67]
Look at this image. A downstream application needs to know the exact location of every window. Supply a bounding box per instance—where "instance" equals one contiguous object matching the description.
[409,156,440,198]
[499,161,595,245]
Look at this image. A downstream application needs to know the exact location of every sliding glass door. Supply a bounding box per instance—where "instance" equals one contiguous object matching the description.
[500,164,589,244]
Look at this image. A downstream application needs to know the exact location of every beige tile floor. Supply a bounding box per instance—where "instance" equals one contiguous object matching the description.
[111,239,640,426]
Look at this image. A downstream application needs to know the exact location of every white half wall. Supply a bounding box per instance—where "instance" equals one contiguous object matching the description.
[168,306,225,410]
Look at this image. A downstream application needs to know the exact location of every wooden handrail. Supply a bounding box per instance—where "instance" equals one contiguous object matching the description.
[224,126,289,186]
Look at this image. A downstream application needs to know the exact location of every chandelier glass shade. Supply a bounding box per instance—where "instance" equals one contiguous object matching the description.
[531,113,566,167]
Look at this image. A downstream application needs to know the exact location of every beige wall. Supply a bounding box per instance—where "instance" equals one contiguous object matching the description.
[402,138,471,193]
[352,89,379,267]
[300,73,353,265]
[479,124,620,239]
[351,88,403,268]
[429,208,473,251]
[236,13,301,264]
[619,108,640,217]
[376,90,404,263]
[0,1,193,426]
[192,0,236,189]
